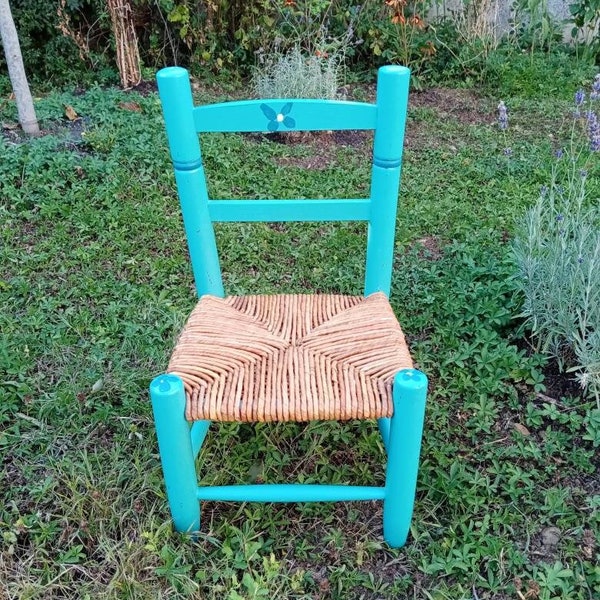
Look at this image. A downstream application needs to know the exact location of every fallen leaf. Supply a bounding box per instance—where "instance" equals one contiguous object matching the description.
[118,101,141,112]
[64,104,79,121]
[582,529,595,559]
[91,378,104,393]
[526,579,540,599]
[2,122,18,130]
[514,423,530,436]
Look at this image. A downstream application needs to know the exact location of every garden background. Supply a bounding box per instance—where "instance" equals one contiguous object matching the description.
[1,0,599,598]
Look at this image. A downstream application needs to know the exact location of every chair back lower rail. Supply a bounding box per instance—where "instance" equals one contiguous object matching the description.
[196,484,386,502]
[207,199,371,222]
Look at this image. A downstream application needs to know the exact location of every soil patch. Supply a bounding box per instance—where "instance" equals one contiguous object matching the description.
[2,117,91,153]
[249,130,370,148]
[244,130,372,170]
[542,359,583,400]
[515,338,584,402]
[130,80,157,96]
[409,236,444,261]
[411,87,490,126]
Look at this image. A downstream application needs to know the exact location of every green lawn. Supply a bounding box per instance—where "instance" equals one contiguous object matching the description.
[1,57,598,599]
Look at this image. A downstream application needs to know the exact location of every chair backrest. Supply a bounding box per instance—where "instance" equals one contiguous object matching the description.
[156,65,410,299]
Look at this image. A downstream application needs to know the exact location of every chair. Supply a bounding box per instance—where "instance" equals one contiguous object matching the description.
[150,65,428,548]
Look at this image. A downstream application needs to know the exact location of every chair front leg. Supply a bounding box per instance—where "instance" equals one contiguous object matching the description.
[383,369,428,548]
[150,374,201,533]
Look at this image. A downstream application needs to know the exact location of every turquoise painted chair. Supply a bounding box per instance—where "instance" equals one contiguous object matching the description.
[150,65,428,548]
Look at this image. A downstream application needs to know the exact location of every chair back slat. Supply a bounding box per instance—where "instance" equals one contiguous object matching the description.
[193,99,377,133]
[208,199,371,222]
[156,65,410,298]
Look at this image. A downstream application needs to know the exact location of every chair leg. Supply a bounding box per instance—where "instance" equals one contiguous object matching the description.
[383,369,428,548]
[150,374,200,533]
[377,417,390,453]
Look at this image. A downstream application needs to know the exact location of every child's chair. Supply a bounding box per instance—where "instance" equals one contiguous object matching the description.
[150,65,428,548]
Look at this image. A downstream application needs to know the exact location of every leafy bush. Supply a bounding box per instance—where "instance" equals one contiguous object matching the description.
[353,0,439,83]
[512,75,600,403]
[511,0,564,52]
[3,0,117,89]
[568,0,600,61]
[161,0,363,76]
[4,0,600,92]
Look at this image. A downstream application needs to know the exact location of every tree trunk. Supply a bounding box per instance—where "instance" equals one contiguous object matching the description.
[0,0,39,135]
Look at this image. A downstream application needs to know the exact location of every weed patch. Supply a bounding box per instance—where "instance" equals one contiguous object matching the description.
[1,65,598,598]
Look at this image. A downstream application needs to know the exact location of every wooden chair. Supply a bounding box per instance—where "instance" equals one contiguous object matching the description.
[150,65,428,548]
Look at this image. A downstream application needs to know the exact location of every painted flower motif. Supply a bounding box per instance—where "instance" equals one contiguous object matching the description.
[260,103,295,132]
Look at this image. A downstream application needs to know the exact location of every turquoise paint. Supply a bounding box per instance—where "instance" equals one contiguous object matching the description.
[193,99,377,132]
[364,166,402,295]
[157,67,223,298]
[377,417,390,452]
[157,64,411,297]
[150,374,201,533]
[197,484,386,503]
[190,420,211,459]
[174,168,224,297]
[152,65,429,548]
[383,369,428,548]
[365,65,410,296]
[208,199,371,222]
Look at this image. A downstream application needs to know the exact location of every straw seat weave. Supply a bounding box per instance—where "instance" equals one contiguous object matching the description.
[167,292,412,422]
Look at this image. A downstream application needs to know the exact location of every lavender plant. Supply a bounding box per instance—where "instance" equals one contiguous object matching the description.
[512,75,600,405]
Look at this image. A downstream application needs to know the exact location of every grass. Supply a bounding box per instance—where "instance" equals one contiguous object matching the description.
[1,56,599,599]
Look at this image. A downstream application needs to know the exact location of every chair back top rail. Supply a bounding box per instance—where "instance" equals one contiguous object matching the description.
[193,99,377,133]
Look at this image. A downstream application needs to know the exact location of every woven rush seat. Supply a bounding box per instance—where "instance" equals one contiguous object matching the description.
[168,291,412,423]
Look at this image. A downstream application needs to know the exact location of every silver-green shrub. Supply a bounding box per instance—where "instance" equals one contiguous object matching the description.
[512,78,600,404]
[252,43,343,100]
[251,0,357,100]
